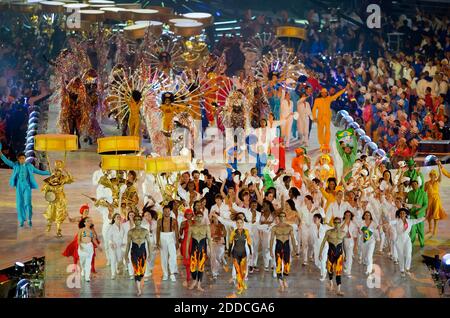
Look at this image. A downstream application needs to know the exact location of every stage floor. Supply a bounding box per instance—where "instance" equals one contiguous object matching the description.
[0,123,449,298]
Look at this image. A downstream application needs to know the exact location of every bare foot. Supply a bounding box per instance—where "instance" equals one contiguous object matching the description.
[328,283,334,292]
[197,285,205,292]
[182,280,188,288]
[284,280,289,289]
[188,281,197,290]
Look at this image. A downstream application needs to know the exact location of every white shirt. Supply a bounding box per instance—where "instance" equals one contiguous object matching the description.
[142,219,157,245]
[210,203,231,219]
[232,203,252,223]
[298,205,325,227]
[107,223,126,248]
[325,200,352,223]
[311,223,333,244]
[341,221,359,239]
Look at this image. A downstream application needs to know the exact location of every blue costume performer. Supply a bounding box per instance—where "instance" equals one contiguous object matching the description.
[0,142,50,227]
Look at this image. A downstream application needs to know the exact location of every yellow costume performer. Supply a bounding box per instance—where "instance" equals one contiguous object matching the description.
[312,88,346,147]
[42,161,74,237]
[424,170,447,236]
[127,92,143,137]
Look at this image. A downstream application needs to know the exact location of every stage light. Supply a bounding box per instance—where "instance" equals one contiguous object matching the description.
[443,254,450,266]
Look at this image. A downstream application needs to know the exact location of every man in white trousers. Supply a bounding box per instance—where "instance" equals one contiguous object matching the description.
[157,205,179,282]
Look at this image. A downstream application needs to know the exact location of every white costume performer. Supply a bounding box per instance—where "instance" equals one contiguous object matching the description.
[159,217,178,281]
[298,204,325,265]
[311,222,333,280]
[341,219,358,276]
[359,220,379,275]
[106,219,125,279]
[96,187,114,266]
[142,219,158,277]
[279,91,294,147]
[78,241,94,282]
[296,96,312,146]
[390,217,425,275]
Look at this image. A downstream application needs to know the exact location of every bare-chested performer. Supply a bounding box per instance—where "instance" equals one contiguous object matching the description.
[319,216,346,296]
[270,211,297,292]
[124,215,153,296]
[157,205,179,281]
[185,212,212,291]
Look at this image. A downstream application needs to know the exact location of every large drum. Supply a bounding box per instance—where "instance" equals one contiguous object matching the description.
[173,21,204,37]
[39,1,65,14]
[123,23,149,40]
[182,12,213,26]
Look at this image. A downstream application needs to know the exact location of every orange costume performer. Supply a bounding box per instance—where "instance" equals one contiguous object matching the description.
[291,148,310,188]
[312,88,346,147]
[180,209,194,284]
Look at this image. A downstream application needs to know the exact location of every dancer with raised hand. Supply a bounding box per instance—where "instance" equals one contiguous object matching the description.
[0,142,50,228]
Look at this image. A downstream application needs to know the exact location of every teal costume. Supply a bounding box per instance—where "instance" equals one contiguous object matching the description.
[0,143,50,226]
[406,187,428,248]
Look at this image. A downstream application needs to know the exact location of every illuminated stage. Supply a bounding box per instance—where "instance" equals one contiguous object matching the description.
[0,120,448,298]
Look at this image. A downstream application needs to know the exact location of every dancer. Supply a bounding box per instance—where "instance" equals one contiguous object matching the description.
[319,217,346,296]
[270,211,297,292]
[406,179,428,248]
[142,208,158,280]
[106,213,125,279]
[279,89,294,147]
[298,195,324,265]
[179,208,194,286]
[388,208,426,277]
[42,160,74,237]
[209,208,227,279]
[312,85,347,147]
[228,214,252,294]
[424,169,447,237]
[341,210,358,277]
[185,212,212,291]
[311,213,333,281]
[296,93,312,146]
[156,205,179,281]
[360,211,379,275]
[0,142,50,227]
[259,200,276,271]
[124,215,153,296]
[78,217,95,282]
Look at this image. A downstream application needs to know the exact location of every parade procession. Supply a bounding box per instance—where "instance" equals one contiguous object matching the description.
[0,0,449,300]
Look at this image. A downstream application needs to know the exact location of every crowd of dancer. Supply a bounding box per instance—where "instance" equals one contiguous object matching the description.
[61,139,449,296]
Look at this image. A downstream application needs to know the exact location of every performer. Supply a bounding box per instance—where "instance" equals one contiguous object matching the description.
[209,208,227,279]
[179,208,194,287]
[296,93,312,146]
[63,204,101,274]
[106,213,125,279]
[185,212,212,291]
[125,215,153,296]
[279,90,294,147]
[424,169,447,237]
[142,208,158,279]
[336,131,358,181]
[311,213,333,280]
[311,86,347,147]
[228,214,252,295]
[121,171,139,214]
[360,211,379,275]
[270,211,297,292]
[0,142,50,227]
[58,77,90,148]
[291,147,310,188]
[82,69,103,142]
[406,179,428,248]
[127,90,143,137]
[259,200,276,272]
[42,160,74,237]
[77,217,95,282]
[341,210,358,277]
[319,217,346,296]
[298,195,324,265]
[156,205,179,281]
[388,208,426,277]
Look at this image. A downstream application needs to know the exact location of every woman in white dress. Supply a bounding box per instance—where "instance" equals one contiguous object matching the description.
[296,93,312,146]
[279,90,294,147]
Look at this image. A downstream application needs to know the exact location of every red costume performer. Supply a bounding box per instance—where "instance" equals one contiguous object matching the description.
[180,209,194,283]
[62,204,100,273]
[270,137,286,172]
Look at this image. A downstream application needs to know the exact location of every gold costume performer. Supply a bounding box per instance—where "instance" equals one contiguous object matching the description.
[127,91,143,137]
[42,161,74,237]
[424,169,447,236]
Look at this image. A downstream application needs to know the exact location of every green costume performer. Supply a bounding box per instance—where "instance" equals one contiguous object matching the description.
[336,129,358,181]
[406,179,428,248]
[262,154,275,190]
[404,159,424,189]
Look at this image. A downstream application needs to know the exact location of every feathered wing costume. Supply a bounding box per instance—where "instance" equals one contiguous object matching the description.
[57,77,90,140]
[82,69,104,141]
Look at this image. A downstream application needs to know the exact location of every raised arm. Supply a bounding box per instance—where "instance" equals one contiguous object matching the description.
[0,152,15,168]
[330,88,346,102]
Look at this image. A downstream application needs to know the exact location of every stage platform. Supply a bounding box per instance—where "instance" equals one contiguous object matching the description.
[0,122,449,298]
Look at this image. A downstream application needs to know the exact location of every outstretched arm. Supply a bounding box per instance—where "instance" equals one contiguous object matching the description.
[0,149,15,168]
[31,165,51,176]
[330,88,346,101]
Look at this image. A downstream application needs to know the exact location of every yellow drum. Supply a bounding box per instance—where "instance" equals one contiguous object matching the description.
[145,156,191,174]
[34,134,79,152]
[101,155,145,171]
[97,136,140,154]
